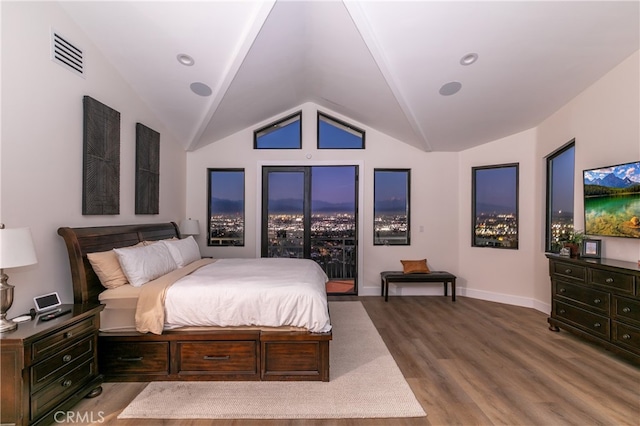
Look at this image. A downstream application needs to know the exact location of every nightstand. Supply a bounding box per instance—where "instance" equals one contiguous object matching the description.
[0,304,104,425]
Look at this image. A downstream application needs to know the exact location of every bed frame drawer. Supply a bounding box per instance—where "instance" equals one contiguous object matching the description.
[177,341,258,377]
[99,341,169,379]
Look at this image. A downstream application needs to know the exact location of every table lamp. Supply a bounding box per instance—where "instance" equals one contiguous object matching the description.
[0,224,38,332]
[179,218,200,237]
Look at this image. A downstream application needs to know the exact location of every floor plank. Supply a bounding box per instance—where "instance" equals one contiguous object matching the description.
[71,296,640,425]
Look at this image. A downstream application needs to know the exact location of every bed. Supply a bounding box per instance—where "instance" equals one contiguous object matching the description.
[57,222,331,382]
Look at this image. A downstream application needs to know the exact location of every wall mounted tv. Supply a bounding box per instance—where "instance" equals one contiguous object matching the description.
[583,160,640,239]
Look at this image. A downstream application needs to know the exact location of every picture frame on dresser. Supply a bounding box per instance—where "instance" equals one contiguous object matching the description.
[581,238,601,258]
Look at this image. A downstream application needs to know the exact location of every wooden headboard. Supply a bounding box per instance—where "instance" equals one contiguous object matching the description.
[57,222,180,304]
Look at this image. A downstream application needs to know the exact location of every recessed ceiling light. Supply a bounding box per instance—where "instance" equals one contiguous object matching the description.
[190,82,212,97]
[177,53,194,66]
[439,81,462,96]
[460,53,478,66]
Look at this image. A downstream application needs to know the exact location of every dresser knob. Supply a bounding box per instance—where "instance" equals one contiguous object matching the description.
[64,331,73,338]
[622,334,631,340]
[564,269,572,274]
[605,277,614,283]
[62,380,72,387]
[623,307,631,313]
[594,322,601,328]
[559,309,566,314]
[62,354,72,362]
[560,288,566,293]
[593,299,601,304]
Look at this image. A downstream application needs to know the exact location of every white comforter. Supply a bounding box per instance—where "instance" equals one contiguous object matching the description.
[164,258,332,333]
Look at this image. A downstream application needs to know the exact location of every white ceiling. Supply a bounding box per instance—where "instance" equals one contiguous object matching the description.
[59,1,639,152]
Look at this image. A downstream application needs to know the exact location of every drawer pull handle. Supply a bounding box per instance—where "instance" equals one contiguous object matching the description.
[564,269,572,274]
[64,331,73,338]
[559,309,566,314]
[593,299,601,304]
[623,307,631,313]
[118,356,143,362]
[594,322,601,328]
[62,354,72,362]
[559,288,566,293]
[203,355,230,361]
[62,380,72,387]
[622,334,631,340]
[605,278,614,283]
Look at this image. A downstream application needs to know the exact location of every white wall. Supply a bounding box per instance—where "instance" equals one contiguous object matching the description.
[533,50,640,308]
[458,128,539,307]
[0,2,186,315]
[185,103,460,296]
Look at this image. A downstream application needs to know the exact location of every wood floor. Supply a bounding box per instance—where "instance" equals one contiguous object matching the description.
[74,296,639,425]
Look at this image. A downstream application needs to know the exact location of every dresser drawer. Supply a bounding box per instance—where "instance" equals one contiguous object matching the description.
[554,301,610,339]
[177,341,258,374]
[612,321,640,355]
[31,316,97,362]
[552,261,586,282]
[30,358,96,421]
[31,335,94,392]
[589,269,635,294]
[554,281,609,314]
[99,341,169,376]
[613,296,640,325]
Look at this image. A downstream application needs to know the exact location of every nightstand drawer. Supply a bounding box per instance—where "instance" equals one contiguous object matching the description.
[31,335,94,392]
[554,300,610,339]
[32,316,97,361]
[554,281,609,314]
[178,341,257,374]
[552,262,586,282]
[30,358,96,421]
[589,269,634,294]
[99,341,169,376]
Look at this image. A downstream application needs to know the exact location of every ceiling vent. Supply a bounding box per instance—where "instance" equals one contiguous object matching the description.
[51,30,84,78]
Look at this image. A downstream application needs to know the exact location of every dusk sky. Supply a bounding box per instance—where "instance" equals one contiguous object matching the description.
[474,166,517,213]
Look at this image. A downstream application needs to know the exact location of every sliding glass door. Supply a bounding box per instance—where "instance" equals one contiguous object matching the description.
[262,166,358,294]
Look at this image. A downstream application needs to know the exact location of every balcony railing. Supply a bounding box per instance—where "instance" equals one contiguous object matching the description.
[267,236,356,279]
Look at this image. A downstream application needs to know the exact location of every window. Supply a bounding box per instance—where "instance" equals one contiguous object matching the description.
[207,168,244,246]
[317,112,365,149]
[472,164,519,249]
[254,112,301,149]
[374,169,410,245]
[546,140,575,252]
[261,165,359,294]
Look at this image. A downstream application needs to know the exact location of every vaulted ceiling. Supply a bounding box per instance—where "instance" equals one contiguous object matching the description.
[59,1,639,152]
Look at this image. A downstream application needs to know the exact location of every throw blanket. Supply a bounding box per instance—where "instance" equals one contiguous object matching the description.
[136,258,331,335]
[135,258,215,334]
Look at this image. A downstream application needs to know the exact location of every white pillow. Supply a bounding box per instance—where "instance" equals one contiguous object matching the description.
[161,236,201,268]
[114,243,177,287]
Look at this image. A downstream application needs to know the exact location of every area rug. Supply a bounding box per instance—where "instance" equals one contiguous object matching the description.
[118,301,426,420]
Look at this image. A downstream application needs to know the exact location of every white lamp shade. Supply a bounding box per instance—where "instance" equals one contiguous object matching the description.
[179,219,200,236]
[0,227,38,268]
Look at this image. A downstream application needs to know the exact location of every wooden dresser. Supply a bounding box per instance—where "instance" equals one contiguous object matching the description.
[0,304,104,425]
[546,254,640,364]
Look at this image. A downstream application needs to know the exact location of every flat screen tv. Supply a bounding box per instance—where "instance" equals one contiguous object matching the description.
[583,161,640,239]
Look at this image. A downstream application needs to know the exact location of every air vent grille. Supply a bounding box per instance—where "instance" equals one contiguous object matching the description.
[51,30,84,77]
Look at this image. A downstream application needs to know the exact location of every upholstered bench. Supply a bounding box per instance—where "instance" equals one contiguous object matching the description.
[380,271,456,302]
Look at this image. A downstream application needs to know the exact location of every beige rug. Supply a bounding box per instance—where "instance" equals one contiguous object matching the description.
[118,301,426,420]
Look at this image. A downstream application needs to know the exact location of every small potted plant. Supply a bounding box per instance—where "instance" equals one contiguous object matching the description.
[562,230,585,257]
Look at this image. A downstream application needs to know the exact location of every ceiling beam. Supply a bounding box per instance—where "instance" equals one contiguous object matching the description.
[344,1,432,152]
[186,1,277,151]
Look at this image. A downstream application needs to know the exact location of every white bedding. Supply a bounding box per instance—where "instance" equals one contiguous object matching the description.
[164,258,332,333]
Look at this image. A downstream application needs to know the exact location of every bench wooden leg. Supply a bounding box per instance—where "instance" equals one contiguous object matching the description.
[451,279,456,302]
